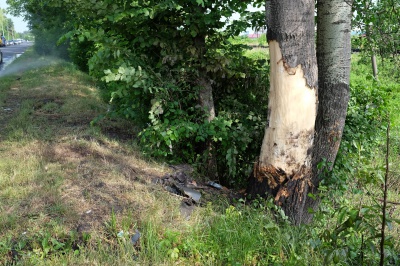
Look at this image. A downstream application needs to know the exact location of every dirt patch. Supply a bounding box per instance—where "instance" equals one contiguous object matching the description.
[37,139,163,232]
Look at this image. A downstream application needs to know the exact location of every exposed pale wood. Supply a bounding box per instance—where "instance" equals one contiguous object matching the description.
[259,41,317,176]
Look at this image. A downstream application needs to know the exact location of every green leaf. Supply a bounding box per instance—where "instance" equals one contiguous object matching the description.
[307,193,316,200]
[338,208,347,224]
[196,0,205,7]
[349,209,359,222]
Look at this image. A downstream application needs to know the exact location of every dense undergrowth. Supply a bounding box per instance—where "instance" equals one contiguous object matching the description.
[311,53,400,265]
[0,45,399,265]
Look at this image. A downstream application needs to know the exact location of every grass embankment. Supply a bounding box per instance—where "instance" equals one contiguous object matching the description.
[0,50,324,265]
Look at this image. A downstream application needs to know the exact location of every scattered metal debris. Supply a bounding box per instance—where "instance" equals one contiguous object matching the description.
[164,182,202,203]
[156,165,203,219]
[155,165,241,219]
[131,229,141,245]
[207,181,222,190]
[159,165,202,204]
[116,229,141,246]
[117,230,126,238]
[180,186,201,203]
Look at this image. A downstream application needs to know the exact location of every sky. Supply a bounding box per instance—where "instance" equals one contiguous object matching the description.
[0,0,28,32]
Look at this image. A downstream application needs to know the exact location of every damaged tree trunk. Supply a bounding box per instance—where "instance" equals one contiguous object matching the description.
[247,0,318,225]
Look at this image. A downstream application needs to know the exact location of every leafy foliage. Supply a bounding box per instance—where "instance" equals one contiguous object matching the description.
[8,0,270,184]
[352,0,400,68]
[57,0,268,184]
[136,51,269,184]
[311,56,400,265]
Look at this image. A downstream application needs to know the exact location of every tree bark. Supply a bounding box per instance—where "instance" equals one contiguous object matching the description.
[195,34,218,178]
[198,74,216,123]
[371,54,378,78]
[303,0,353,218]
[313,0,352,180]
[247,0,318,225]
[364,4,378,78]
[198,72,218,179]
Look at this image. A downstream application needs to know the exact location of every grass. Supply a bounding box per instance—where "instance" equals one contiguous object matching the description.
[0,48,398,265]
[345,53,400,258]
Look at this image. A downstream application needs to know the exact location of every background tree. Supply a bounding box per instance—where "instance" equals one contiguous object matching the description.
[0,9,15,41]
[7,0,72,57]
[353,0,400,77]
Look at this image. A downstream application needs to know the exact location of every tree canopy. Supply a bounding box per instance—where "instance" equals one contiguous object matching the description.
[0,8,16,40]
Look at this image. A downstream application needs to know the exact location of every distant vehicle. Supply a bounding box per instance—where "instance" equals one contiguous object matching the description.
[0,50,3,63]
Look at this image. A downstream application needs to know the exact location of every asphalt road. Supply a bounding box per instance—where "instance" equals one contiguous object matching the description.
[0,42,34,70]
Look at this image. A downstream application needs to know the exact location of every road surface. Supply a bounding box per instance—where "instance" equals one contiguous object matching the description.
[0,42,34,71]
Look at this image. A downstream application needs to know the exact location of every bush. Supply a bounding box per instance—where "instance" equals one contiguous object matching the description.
[136,49,269,186]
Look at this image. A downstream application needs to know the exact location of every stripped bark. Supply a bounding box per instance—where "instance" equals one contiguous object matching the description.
[247,0,318,225]
[198,74,216,123]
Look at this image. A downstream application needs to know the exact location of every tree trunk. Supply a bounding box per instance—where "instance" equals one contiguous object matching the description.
[198,74,216,123]
[308,0,353,214]
[247,0,318,225]
[365,9,378,78]
[371,54,378,78]
[195,34,218,178]
[198,73,218,179]
[314,0,352,171]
